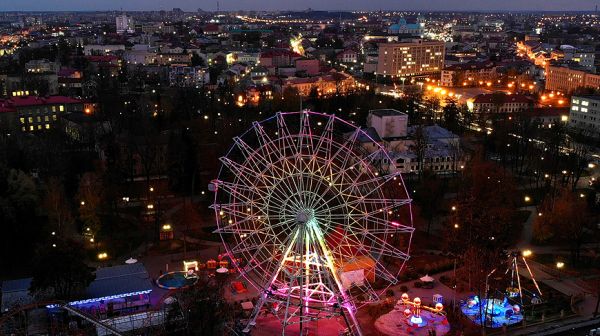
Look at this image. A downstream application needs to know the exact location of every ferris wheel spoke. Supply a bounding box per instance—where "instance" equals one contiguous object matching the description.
[312,114,335,161]
[339,171,401,196]
[220,157,277,187]
[213,111,413,336]
[253,121,283,164]
[357,216,415,234]
[231,137,290,180]
[276,113,297,158]
[361,233,410,261]
[213,179,266,198]
[373,261,400,284]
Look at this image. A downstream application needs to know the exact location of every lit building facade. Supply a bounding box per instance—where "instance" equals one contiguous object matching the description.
[545,65,600,93]
[116,14,134,34]
[376,40,445,77]
[0,95,89,133]
[569,95,600,137]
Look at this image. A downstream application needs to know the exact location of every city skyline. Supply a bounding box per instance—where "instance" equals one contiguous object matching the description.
[0,0,599,12]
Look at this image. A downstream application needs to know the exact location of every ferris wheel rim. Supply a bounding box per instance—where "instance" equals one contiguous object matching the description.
[212,110,414,300]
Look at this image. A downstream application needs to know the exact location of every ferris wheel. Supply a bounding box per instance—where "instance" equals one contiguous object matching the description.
[210,111,414,335]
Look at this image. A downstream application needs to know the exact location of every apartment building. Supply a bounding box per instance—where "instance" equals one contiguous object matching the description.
[376,40,445,77]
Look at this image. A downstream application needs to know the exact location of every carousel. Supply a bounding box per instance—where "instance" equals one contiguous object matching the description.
[460,251,542,328]
[375,293,450,336]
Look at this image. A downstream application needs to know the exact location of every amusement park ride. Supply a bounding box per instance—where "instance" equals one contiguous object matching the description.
[210,111,415,335]
[399,293,444,327]
[461,251,543,328]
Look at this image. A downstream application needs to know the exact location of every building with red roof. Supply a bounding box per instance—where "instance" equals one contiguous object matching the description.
[0,95,90,133]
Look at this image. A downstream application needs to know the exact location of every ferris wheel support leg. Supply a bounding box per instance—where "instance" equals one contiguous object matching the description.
[308,221,364,336]
[243,230,301,334]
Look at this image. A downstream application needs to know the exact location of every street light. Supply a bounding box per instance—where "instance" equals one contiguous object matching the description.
[556,261,565,280]
[524,196,531,202]
[522,250,532,257]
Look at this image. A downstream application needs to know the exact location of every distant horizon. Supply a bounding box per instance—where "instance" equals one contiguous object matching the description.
[1,9,600,13]
[0,0,598,13]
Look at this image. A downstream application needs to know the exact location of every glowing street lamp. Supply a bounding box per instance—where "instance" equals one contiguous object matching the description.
[522,250,532,257]
[524,196,531,202]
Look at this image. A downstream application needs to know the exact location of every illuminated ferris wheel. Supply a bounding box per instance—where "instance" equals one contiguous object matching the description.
[210,111,414,335]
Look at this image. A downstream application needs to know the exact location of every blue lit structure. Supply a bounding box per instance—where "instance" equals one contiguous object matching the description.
[47,263,153,312]
[460,296,523,328]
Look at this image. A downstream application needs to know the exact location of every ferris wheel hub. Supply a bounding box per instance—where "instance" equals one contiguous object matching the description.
[295,209,314,225]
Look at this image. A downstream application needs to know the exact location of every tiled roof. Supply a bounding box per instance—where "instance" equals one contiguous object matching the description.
[0,96,83,113]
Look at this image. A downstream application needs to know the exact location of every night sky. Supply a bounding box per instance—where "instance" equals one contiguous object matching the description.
[0,0,597,12]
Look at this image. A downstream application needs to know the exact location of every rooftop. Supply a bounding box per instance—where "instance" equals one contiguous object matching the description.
[86,263,153,300]
[473,93,532,104]
[1,278,32,293]
[573,95,600,101]
[369,109,407,117]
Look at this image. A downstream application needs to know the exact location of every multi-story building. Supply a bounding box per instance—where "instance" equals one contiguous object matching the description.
[0,95,91,133]
[116,14,134,34]
[157,53,192,66]
[362,109,463,175]
[545,65,600,93]
[25,59,59,73]
[470,93,533,114]
[376,40,445,78]
[169,65,210,87]
[280,72,357,97]
[550,46,595,72]
[83,44,126,56]
[569,95,600,137]
[367,109,409,139]
[440,61,496,87]
[336,48,359,64]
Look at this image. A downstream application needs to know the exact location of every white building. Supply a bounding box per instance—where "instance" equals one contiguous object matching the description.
[123,50,157,65]
[169,66,210,87]
[367,109,408,139]
[83,44,125,56]
[363,109,463,175]
[116,14,134,34]
[569,95,600,137]
[559,45,595,72]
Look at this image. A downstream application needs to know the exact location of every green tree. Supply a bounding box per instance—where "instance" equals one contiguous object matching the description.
[30,240,95,300]
[43,177,74,236]
[414,169,445,236]
[77,172,103,235]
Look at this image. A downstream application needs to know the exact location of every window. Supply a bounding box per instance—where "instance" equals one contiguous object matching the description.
[52,114,57,121]
[28,117,33,123]
[44,116,49,121]
[59,105,65,112]
[45,124,50,129]
[582,101,589,106]
[29,126,34,131]
[37,125,42,130]
[19,117,25,124]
